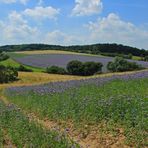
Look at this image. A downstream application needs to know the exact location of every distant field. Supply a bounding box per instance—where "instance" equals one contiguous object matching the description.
[132,56,142,60]
[12,50,143,61]
[12,53,148,72]
[13,50,104,57]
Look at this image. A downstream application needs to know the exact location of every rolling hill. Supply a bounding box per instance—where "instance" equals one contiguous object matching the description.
[0,43,148,57]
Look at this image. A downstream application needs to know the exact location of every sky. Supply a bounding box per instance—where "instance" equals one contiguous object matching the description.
[0,0,148,49]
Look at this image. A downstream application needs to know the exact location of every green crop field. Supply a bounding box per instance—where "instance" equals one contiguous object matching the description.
[0,101,78,147]
[4,77,148,147]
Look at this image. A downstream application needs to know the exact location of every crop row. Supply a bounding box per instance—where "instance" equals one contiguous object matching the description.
[0,101,78,147]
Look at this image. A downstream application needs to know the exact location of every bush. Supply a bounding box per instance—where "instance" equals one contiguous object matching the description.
[67,60,103,76]
[17,65,33,72]
[0,52,9,61]
[83,61,103,76]
[144,56,148,61]
[67,60,84,75]
[0,65,18,83]
[107,57,143,72]
[46,66,67,75]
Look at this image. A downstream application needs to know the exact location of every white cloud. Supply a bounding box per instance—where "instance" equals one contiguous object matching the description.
[23,6,60,20]
[0,11,39,44]
[72,0,103,16]
[0,9,148,49]
[85,13,148,49]
[0,0,29,4]
[44,30,82,45]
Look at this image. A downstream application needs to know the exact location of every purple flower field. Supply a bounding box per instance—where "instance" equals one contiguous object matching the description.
[7,70,148,95]
[14,54,148,72]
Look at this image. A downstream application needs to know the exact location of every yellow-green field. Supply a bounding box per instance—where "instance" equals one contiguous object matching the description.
[132,56,142,60]
[13,50,104,57]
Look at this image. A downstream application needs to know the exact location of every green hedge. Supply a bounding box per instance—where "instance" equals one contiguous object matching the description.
[67,60,103,76]
[46,66,67,75]
[17,65,33,72]
[0,52,9,61]
[0,65,18,83]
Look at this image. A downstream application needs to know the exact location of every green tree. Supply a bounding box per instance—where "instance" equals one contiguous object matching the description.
[107,57,143,72]
[67,60,84,75]
[83,61,103,76]
[0,65,18,83]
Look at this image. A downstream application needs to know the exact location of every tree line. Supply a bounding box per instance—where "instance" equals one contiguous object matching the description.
[0,43,148,57]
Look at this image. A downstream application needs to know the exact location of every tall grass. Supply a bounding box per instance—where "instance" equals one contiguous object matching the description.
[0,101,78,147]
[5,78,148,146]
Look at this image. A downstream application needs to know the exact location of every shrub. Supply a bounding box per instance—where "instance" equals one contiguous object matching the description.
[67,60,103,76]
[17,65,33,72]
[0,65,18,83]
[107,57,143,72]
[46,66,67,75]
[67,60,84,75]
[83,61,103,76]
[0,52,9,61]
[144,56,148,61]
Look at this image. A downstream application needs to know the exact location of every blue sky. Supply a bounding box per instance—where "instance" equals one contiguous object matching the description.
[0,0,148,49]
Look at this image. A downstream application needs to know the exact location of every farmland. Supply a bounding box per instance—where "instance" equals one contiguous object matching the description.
[0,49,148,147]
[0,101,78,147]
[11,53,148,72]
[0,69,147,147]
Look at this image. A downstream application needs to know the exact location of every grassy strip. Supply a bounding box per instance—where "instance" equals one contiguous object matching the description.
[5,78,148,147]
[0,101,78,147]
[0,58,44,72]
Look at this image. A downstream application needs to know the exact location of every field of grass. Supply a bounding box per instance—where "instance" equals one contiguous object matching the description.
[0,101,78,147]
[4,77,148,147]
[132,56,142,61]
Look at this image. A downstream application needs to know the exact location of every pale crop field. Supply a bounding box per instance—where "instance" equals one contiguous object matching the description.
[14,50,104,57]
